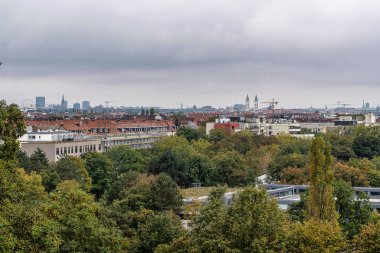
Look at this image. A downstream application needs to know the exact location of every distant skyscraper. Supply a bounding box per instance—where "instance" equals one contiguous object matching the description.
[82,101,90,111]
[36,96,45,108]
[254,95,259,110]
[73,102,80,110]
[60,95,68,111]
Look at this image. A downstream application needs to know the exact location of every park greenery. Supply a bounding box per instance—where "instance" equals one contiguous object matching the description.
[1,100,380,252]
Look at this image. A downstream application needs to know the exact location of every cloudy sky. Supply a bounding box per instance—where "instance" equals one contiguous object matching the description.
[1,0,380,109]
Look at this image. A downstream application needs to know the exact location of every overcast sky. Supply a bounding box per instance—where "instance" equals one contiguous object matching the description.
[1,0,380,109]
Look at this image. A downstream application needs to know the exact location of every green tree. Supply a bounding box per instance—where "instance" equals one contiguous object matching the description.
[333,180,371,238]
[83,152,113,199]
[148,173,183,211]
[150,150,189,186]
[0,163,60,252]
[15,150,31,171]
[29,147,49,173]
[226,187,289,252]
[46,181,125,253]
[325,133,356,161]
[185,153,214,186]
[352,133,380,159]
[40,164,61,192]
[176,126,205,142]
[106,145,148,174]
[212,151,247,186]
[306,137,337,222]
[190,187,230,252]
[229,130,255,155]
[55,156,92,192]
[0,100,26,161]
[132,212,184,253]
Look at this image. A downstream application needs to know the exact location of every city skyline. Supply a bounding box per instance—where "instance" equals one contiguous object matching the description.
[2,1,380,108]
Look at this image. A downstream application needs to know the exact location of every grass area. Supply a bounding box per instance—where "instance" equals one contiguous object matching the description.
[181,187,241,198]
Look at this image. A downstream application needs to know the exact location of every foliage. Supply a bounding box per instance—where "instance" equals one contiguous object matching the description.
[148,173,183,211]
[268,152,307,181]
[189,187,289,252]
[176,126,205,142]
[353,220,380,253]
[131,212,184,253]
[83,152,113,199]
[333,180,372,238]
[287,220,346,253]
[281,167,308,184]
[325,133,356,161]
[105,145,148,174]
[0,100,26,161]
[55,156,92,192]
[306,137,337,222]
[15,150,31,170]
[334,162,370,187]
[212,151,247,186]
[46,181,126,252]
[352,126,380,159]
[29,147,49,173]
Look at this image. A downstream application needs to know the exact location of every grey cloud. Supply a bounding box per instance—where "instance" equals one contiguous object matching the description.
[1,0,380,107]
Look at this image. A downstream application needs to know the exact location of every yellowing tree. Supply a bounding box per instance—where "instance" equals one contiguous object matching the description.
[306,137,337,222]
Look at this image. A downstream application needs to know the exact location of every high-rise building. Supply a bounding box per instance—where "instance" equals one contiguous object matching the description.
[73,102,81,110]
[61,95,68,111]
[36,96,46,108]
[82,101,90,111]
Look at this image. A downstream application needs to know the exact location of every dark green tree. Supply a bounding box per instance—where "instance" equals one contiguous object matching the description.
[29,147,49,173]
[333,180,371,238]
[105,145,148,174]
[353,133,380,159]
[15,150,31,171]
[148,173,183,211]
[83,152,113,199]
[132,212,184,253]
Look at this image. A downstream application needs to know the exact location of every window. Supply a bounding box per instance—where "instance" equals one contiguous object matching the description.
[64,147,67,154]
[75,146,78,153]
[98,144,102,151]
[80,146,83,153]
[56,148,59,155]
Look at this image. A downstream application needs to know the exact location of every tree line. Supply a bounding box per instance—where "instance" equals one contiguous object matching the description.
[1,100,380,252]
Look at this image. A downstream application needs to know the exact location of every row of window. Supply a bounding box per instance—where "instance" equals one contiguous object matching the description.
[56,143,101,155]
[106,137,157,146]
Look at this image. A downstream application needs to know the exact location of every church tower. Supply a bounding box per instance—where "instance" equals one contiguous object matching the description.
[245,94,250,111]
[254,95,259,110]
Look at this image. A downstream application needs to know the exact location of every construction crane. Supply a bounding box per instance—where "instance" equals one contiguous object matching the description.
[104,101,115,108]
[261,98,278,110]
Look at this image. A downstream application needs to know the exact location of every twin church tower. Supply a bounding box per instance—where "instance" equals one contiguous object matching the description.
[245,94,259,111]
